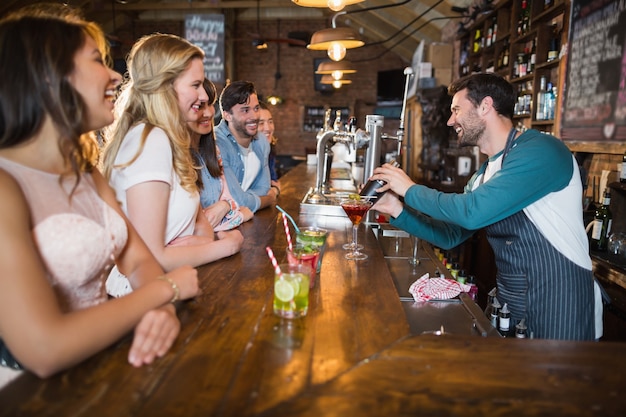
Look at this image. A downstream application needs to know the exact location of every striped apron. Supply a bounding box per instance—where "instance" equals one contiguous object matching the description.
[486,210,595,340]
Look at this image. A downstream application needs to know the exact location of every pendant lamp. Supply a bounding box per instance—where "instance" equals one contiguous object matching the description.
[307,27,364,61]
[292,0,365,12]
[320,74,352,89]
[315,60,357,80]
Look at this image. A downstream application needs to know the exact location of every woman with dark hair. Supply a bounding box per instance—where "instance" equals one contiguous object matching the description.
[0,7,199,387]
[191,80,253,230]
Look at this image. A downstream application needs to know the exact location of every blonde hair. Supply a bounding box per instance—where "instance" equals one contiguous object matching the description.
[102,33,204,192]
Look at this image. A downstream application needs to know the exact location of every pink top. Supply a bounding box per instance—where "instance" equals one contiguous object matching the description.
[0,157,128,312]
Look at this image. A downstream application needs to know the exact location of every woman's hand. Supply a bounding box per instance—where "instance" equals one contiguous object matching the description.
[370,163,415,198]
[128,304,179,367]
[127,265,199,367]
[215,229,244,254]
[239,207,254,222]
[203,201,231,228]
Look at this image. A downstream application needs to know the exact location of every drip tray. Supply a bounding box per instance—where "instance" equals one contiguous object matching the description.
[300,188,355,217]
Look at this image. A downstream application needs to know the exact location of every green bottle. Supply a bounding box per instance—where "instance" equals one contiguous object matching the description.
[590,190,612,251]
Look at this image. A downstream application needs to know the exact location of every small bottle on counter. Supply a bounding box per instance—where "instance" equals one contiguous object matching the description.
[620,151,626,183]
[450,263,460,280]
[484,287,497,318]
[515,319,528,339]
[466,275,478,301]
[490,297,501,328]
[359,159,400,200]
[498,303,511,336]
[456,269,467,285]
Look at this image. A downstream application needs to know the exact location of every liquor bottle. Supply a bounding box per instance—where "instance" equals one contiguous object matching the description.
[529,39,536,73]
[502,45,509,67]
[521,0,531,35]
[359,159,400,200]
[621,151,626,183]
[490,297,501,328]
[473,28,482,53]
[547,23,559,61]
[590,190,613,251]
[535,76,547,120]
[545,82,556,120]
[492,16,498,43]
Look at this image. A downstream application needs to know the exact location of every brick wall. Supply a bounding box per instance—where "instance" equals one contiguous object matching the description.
[234,18,407,157]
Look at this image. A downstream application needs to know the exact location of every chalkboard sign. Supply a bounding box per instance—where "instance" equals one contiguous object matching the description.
[562,0,626,141]
[185,14,225,84]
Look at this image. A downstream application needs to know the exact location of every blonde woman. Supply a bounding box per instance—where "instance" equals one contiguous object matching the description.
[102,34,243,297]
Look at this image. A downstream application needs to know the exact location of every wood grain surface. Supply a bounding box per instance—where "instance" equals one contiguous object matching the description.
[1,163,625,417]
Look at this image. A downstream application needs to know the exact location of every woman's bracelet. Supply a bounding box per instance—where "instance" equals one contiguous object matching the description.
[157,276,179,303]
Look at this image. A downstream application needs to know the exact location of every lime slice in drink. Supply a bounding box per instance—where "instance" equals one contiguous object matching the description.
[275,279,295,302]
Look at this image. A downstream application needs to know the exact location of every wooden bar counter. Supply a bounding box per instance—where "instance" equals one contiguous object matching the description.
[2,163,626,416]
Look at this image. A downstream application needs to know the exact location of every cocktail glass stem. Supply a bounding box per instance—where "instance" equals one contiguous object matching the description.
[346,223,367,260]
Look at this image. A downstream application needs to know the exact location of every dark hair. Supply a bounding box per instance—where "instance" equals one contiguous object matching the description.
[196,79,222,184]
[0,15,97,174]
[219,80,257,114]
[259,101,269,111]
[448,73,516,119]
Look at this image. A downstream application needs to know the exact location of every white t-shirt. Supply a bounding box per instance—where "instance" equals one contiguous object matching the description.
[106,124,199,297]
[238,144,261,192]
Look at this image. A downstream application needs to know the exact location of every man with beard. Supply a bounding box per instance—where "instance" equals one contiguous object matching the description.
[369,73,602,341]
[215,81,278,212]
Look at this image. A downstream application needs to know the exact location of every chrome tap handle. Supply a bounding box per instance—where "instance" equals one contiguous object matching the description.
[333,110,342,132]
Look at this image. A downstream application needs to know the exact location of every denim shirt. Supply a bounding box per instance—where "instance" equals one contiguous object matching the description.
[194,149,223,208]
[215,120,270,212]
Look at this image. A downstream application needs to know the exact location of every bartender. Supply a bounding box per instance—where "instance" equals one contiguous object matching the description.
[369,73,602,341]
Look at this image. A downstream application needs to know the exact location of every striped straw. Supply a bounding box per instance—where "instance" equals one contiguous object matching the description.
[265,246,282,275]
[282,214,293,251]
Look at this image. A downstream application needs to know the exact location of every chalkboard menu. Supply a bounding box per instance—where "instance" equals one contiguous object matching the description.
[185,14,225,84]
[562,0,626,141]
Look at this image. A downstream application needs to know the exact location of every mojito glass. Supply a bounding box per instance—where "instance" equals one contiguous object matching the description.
[273,264,311,319]
[295,226,328,274]
[287,243,321,288]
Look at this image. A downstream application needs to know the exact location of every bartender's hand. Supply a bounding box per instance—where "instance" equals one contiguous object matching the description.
[370,163,415,198]
[372,191,404,219]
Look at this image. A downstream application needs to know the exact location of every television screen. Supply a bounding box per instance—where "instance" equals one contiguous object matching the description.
[377,68,405,103]
[313,58,335,93]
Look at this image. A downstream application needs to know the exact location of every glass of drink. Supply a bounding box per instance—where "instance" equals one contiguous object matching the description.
[340,196,373,260]
[295,226,328,275]
[273,263,311,319]
[286,243,321,288]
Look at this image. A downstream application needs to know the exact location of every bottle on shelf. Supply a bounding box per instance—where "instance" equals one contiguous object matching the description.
[517,0,531,36]
[473,28,482,53]
[545,82,556,120]
[535,76,548,120]
[528,38,536,73]
[621,151,626,183]
[590,189,613,251]
[547,22,560,61]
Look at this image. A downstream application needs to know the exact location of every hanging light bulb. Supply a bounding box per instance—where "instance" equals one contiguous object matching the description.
[331,70,344,80]
[332,79,343,88]
[327,41,346,61]
[327,0,346,11]
[308,27,363,62]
